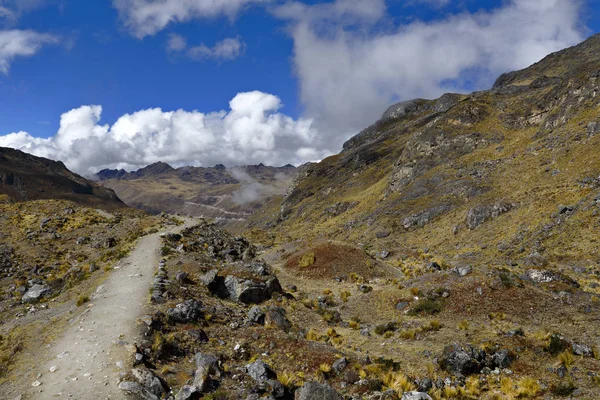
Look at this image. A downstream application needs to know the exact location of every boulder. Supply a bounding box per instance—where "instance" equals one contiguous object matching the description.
[118,381,160,400]
[524,269,579,287]
[131,368,169,398]
[225,276,281,304]
[294,381,343,400]
[439,344,484,376]
[332,357,348,375]
[167,299,203,323]
[175,385,200,400]
[265,306,292,332]
[248,306,265,324]
[195,353,220,376]
[246,360,277,383]
[22,284,50,303]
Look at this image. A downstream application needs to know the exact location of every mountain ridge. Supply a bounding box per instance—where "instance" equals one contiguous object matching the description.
[0,147,124,210]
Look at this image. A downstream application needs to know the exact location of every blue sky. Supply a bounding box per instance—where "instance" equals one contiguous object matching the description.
[0,0,598,175]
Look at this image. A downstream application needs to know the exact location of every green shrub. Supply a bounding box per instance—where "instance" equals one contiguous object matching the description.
[408,299,442,315]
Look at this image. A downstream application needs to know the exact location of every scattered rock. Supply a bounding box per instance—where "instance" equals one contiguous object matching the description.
[466,203,513,229]
[248,306,265,324]
[167,299,203,323]
[332,357,348,375]
[294,381,343,400]
[246,360,277,383]
[118,381,160,400]
[265,306,292,332]
[175,271,188,282]
[195,353,220,376]
[131,368,169,398]
[402,392,433,400]
[21,284,50,303]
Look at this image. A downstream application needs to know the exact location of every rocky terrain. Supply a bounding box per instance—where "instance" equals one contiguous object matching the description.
[96,163,296,225]
[3,31,600,400]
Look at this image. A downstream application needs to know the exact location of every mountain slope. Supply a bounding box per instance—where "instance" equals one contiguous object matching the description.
[248,33,600,268]
[0,147,124,209]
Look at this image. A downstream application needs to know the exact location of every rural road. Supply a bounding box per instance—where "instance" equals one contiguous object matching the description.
[19,219,196,400]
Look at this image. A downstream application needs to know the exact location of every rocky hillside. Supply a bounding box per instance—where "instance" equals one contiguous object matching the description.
[0,147,124,210]
[249,32,600,269]
[97,162,296,223]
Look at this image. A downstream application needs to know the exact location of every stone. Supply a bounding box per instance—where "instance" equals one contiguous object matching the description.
[417,378,433,393]
[22,284,50,303]
[401,392,433,400]
[454,266,473,277]
[375,231,391,239]
[175,385,200,400]
[118,381,160,400]
[265,306,292,332]
[248,306,265,324]
[294,381,343,400]
[167,299,203,323]
[246,360,276,382]
[131,368,168,398]
[466,203,513,229]
[331,357,348,375]
[175,271,188,282]
[572,342,593,357]
[378,250,390,259]
[524,269,579,287]
[492,349,513,369]
[439,344,484,375]
[195,353,220,376]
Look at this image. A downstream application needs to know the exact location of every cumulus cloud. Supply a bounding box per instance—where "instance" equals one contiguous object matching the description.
[276,0,585,145]
[0,29,58,73]
[113,0,272,38]
[0,91,330,176]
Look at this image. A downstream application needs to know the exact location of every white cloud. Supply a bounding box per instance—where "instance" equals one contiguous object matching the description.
[113,0,272,38]
[0,29,58,73]
[0,91,329,176]
[188,36,246,61]
[276,0,585,146]
[166,32,187,52]
[167,34,245,61]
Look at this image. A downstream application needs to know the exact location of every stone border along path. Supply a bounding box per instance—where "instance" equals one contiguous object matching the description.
[18,219,197,400]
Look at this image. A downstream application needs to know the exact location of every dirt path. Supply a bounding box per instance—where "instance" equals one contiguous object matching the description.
[17,219,197,400]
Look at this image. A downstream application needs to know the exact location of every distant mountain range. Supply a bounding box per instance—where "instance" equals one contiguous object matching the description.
[96,162,296,223]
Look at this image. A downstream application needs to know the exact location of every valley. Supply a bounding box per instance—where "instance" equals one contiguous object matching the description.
[2,32,600,400]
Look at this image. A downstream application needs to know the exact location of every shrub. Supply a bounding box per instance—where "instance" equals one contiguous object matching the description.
[340,290,351,302]
[407,299,442,315]
[558,351,574,369]
[76,295,90,307]
[299,252,315,267]
[552,380,576,396]
[517,377,540,398]
[374,322,398,335]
